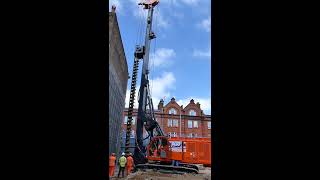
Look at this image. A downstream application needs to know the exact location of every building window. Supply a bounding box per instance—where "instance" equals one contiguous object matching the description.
[172,132,177,137]
[193,121,198,128]
[168,132,177,137]
[188,120,193,128]
[173,119,179,127]
[124,116,136,125]
[168,119,173,127]
[189,133,196,138]
[124,116,127,124]
[169,108,177,115]
[189,109,196,116]
[208,122,211,129]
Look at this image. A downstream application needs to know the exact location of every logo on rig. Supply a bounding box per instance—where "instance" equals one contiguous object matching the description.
[170,141,182,152]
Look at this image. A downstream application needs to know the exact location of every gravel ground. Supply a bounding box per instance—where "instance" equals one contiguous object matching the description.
[110,167,211,180]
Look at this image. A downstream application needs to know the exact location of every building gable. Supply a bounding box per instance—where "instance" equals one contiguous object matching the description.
[184,99,203,116]
[163,97,183,115]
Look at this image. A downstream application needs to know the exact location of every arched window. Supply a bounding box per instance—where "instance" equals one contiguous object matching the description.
[189,109,196,116]
[169,108,177,115]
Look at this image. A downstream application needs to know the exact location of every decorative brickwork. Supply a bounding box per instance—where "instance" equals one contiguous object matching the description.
[122,98,212,139]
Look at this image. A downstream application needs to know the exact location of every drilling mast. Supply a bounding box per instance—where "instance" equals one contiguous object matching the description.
[124,0,163,165]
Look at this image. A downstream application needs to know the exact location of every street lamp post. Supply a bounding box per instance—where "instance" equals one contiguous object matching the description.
[179,110,182,137]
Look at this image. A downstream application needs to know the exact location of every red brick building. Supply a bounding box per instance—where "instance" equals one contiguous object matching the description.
[122,98,212,138]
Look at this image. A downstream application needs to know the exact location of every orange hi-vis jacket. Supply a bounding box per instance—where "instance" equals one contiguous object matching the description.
[109,155,116,166]
[127,156,134,167]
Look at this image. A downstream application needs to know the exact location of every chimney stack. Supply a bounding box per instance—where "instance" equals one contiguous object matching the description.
[158,99,164,110]
[111,5,116,12]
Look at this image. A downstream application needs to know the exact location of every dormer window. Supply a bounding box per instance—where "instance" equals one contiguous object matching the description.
[189,109,196,116]
[169,108,177,115]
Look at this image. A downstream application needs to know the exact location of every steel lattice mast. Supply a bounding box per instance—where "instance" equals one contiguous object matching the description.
[124,0,161,165]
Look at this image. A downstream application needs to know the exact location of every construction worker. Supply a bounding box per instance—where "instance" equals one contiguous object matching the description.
[117,152,126,178]
[109,153,116,177]
[126,153,134,175]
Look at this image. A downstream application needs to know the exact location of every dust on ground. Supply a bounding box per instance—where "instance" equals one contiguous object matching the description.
[110,167,211,180]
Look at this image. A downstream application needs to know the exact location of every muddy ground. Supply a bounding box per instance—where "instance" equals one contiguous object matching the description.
[110,167,211,180]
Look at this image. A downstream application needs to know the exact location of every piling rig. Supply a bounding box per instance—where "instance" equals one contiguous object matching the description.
[124,0,203,174]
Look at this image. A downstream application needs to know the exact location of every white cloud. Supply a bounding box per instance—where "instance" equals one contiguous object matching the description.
[161,0,178,4]
[177,97,211,115]
[181,0,200,5]
[132,3,148,18]
[109,0,122,13]
[154,10,169,29]
[150,48,176,67]
[198,16,211,32]
[129,0,142,6]
[149,72,176,104]
[125,85,140,109]
[125,72,176,109]
[130,0,169,29]
[172,12,184,19]
[193,45,211,58]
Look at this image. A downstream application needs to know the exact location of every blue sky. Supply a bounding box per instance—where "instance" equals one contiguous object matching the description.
[109,0,211,114]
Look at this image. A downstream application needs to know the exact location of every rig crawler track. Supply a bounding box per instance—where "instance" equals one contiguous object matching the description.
[134,163,199,174]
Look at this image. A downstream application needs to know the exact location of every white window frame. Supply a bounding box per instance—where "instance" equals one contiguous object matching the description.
[173,119,179,127]
[132,117,136,125]
[172,132,177,137]
[208,121,211,129]
[193,120,198,128]
[168,119,173,127]
[124,116,128,124]
[169,108,177,115]
[188,120,193,128]
[189,109,196,116]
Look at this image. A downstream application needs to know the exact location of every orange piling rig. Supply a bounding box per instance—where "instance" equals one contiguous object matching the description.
[147,137,211,167]
[125,0,212,174]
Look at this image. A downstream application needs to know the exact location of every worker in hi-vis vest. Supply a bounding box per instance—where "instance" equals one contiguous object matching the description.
[109,153,116,177]
[126,153,134,175]
[117,152,127,178]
